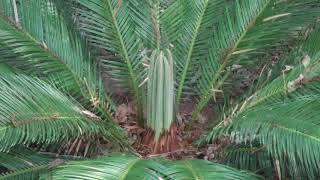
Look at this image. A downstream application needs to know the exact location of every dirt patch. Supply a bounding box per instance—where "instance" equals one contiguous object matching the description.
[115,100,216,159]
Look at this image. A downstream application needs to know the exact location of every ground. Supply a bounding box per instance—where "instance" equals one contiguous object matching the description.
[114,99,217,159]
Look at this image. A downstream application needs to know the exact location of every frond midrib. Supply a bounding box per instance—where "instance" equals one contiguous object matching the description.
[184,161,203,180]
[0,115,91,134]
[103,0,143,121]
[176,0,210,107]
[118,158,140,180]
[235,120,320,143]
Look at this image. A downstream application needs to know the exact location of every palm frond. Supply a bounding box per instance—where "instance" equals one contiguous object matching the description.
[0,63,13,74]
[191,0,320,123]
[49,153,258,180]
[159,0,186,46]
[0,0,13,18]
[128,0,160,48]
[225,96,320,179]
[128,0,185,48]
[0,0,115,120]
[174,0,227,106]
[74,0,145,122]
[203,28,320,143]
[0,146,53,180]
[0,74,126,152]
[1,163,48,180]
[0,145,85,180]
[49,154,166,180]
[0,146,51,171]
[163,159,258,180]
[219,144,275,179]
[205,46,320,178]
[246,28,320,108]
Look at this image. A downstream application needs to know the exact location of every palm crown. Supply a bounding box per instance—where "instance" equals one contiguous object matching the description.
[1,0,320,179]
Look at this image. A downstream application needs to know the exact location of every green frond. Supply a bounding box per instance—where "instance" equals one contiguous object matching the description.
[0,0,13,18]
[163,159,258,180]
[174,0,227,107]
[202,25,320,177]
[0,0,116,120]
[225,96,320,179]
[219,144,274,179]
[49,154,258,180]
[0,147,52,180]
[0,74,125,152]
[74,0,145,122]
[128,0,185,48]
[0,146,85,180]
[49,154,166,180]
[1,164,48,180]
[201,29,320,135]
[229,26,320,106]
[205,50,320,178]
[246,29,320,108]
[0,146,52,170]
[160,0,175,8]
[159,0,186,46]
[0,63,13,74]
[192,0,320,123]
[128,0,160,48]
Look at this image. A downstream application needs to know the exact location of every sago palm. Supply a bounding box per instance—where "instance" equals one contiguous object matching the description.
[0,0,320,179]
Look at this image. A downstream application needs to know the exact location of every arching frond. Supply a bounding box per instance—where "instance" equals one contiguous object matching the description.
[224,96,320,179]
[128,0,160,48]
[49,154,258,180]
[163,159,258,180]
[0,0,116,121]
[245,28,320,108]
[205,46,320,178]
[203,28,320,141]
[49,154,166,180]
[128,0,185,48]
[174,0,226,106]
[0,0,13,18]
[0,146,85,180]
[0,74,126,152]
[0,146,53,180]
[219,144,275,179]
[191,0,320,123]
[74,0,145,122]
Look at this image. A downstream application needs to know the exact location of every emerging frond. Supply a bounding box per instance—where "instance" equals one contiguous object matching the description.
[49,154,258,180]
[0,74,125,152]
[147,49,174,139]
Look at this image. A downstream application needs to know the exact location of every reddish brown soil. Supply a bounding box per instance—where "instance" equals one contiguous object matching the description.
[114,99,216,159]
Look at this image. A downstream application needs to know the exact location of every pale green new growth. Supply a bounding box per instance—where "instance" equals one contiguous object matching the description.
[147,49,175,140]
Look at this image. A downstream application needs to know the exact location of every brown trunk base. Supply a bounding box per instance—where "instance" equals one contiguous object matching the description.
[139,123,181,154]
